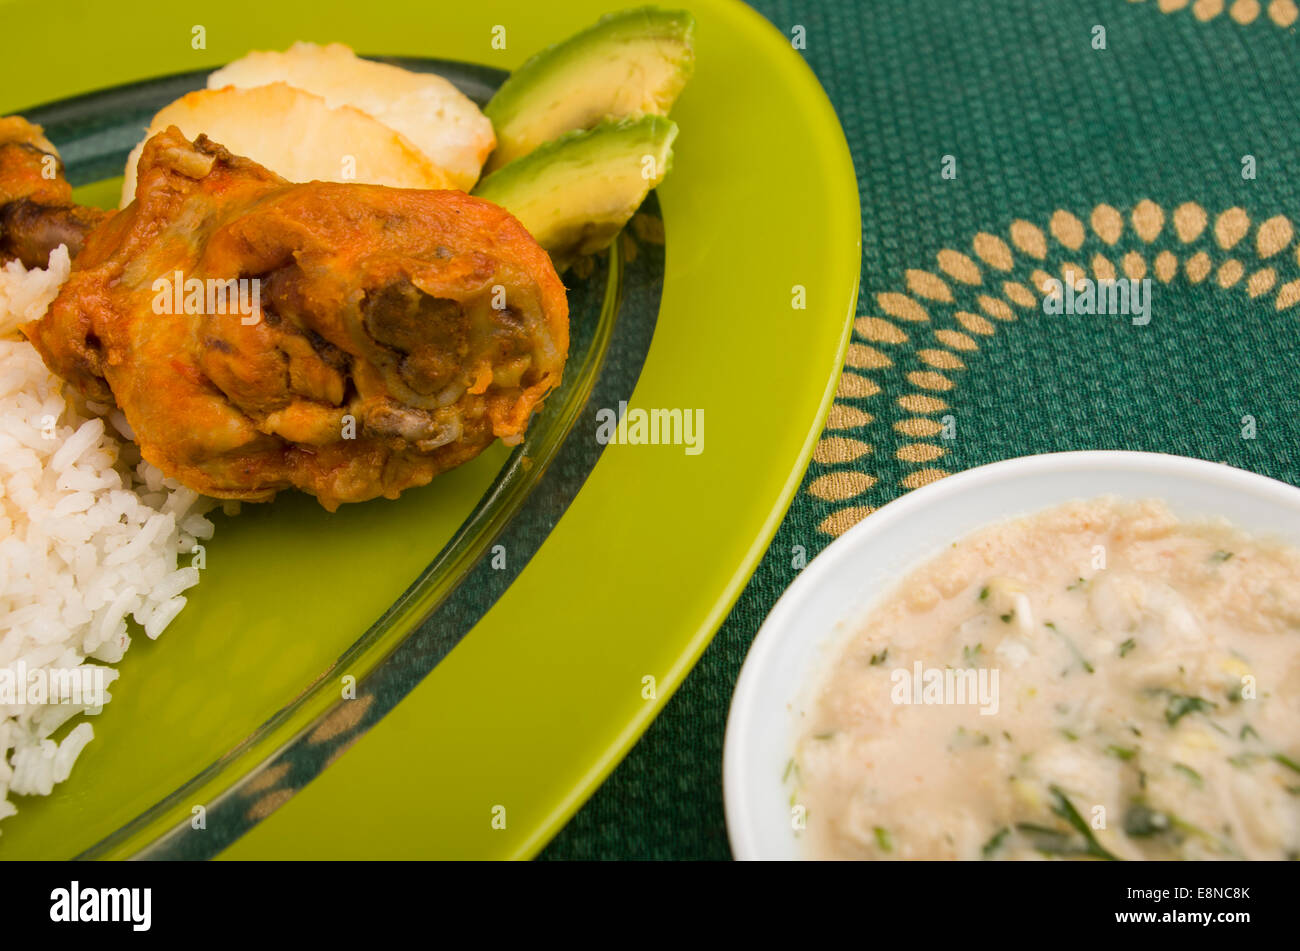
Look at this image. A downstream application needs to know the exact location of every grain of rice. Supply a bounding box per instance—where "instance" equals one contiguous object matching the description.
[152,567,200,604]
[143,596,186,640]
[50,417,105,471]
[180,513,214,540]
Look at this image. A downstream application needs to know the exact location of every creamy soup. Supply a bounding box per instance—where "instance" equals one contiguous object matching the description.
[794,497,1300,860]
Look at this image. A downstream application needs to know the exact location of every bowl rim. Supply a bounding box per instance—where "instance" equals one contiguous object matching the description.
[722,449,1300,860]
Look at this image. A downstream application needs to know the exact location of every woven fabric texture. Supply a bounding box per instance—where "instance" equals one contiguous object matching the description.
[541,0,1300,860]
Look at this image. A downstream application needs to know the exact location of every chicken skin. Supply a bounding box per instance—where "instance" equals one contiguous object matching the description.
[24,127,569,510]
[0,116,110,267]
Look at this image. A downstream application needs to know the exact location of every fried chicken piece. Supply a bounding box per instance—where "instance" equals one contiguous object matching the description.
[0,116,110,267]
[25,127,569,510]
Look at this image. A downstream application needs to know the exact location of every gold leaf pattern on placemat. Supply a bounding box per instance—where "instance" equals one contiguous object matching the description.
[1129,0,1300,27]
[809,201,1300,537]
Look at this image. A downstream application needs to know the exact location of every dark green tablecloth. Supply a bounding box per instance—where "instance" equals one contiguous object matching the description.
[541,0,1300,859]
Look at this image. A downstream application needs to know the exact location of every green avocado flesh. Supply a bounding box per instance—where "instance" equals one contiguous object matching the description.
[474,115,676,272]
[483,6,694,173]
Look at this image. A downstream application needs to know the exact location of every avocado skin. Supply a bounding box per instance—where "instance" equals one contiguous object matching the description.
[484,7,694,173]
[474,115,677,272]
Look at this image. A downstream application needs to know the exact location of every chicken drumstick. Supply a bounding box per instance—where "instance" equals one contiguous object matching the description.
[23,127,569,510]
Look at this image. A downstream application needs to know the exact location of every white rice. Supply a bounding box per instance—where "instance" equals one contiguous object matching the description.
[0,245,71,338]
[0,249,227,829]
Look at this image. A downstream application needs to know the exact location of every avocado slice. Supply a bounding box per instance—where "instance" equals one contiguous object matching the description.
[483,7,694,174]
[474,115,676,271]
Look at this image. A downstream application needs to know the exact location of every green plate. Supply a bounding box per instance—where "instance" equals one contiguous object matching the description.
[0,0,859,859]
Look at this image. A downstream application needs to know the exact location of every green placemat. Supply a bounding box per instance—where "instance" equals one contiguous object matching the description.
[541,0,1300,860]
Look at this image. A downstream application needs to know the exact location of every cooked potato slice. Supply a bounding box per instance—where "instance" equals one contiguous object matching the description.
[120,83,456,206]
[209,42,494,191]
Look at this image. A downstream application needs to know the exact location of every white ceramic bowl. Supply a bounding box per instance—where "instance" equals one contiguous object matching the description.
[722,450,1300,860]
